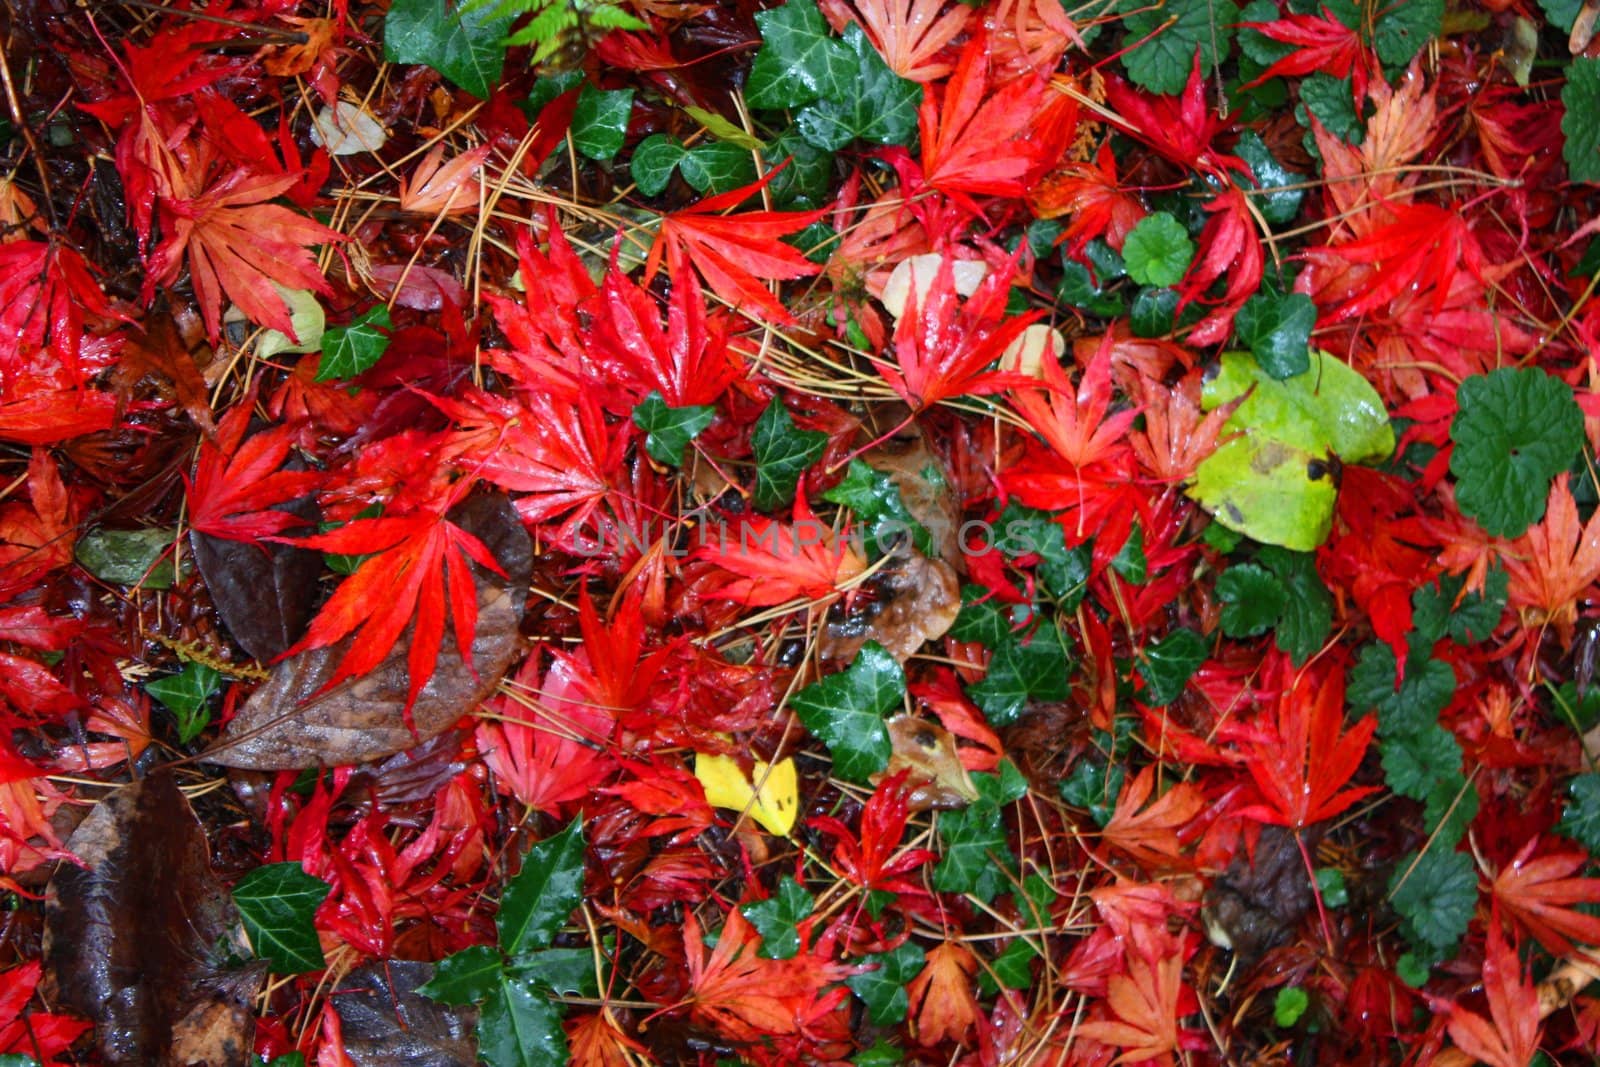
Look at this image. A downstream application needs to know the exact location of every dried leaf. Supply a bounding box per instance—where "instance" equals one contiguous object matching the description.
[332,961,478,1067]
[205,493,531,769]
[877,714,977,810]
[43,771,262,1067]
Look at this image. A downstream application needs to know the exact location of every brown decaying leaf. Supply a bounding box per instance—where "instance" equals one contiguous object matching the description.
[878,713,978,810]
[204,492,532,769]
[191,483,322,663]
[1201,824,1315,967]
[43,770,261,1067]
[111,311,217,438]
[331,961,478,1067]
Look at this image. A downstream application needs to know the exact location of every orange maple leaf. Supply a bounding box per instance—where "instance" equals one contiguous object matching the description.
[397,143,490,216]
[694,496,865,607]
[567,1011,649,1067]
[822,0,969,81]
[906,941,981,1047]
[1490,837,1600,958]
[1443,920,1543,1067]
[1503,473,1600,646]
[147,159,343,342]
[1077,949,1189,1065]
[1100,767,1204,868]
[679,907,853,1043]
[644,179,823,325]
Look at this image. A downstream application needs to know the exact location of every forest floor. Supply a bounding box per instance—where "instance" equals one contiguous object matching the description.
[3,0,1600,1064]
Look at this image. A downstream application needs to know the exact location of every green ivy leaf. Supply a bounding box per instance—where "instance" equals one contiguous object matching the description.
[1122,213,1194,288]
[978,938,1037,995]
[764,130,835,208]
[1559,773,1600,852]
[822,459,933,557]
[571,85,634,162]
[630,134,686,196]
[1119,0,1240,94]
[1216,563,1288,638]
[1138,628,1208,706]
[1373,0,1442,65]
[993,503,1091,607]
[1449,367,1585,538]
[968,621,1071,727]
[419,945,504,1004]
[1059,759,1124,827]
[751,397,828,511]
[499,818,585,956]
[846,942,925,1025]
[507,948,598,996]
[1130,286,1179,337]
[478,973,567,1067]
[0,1056,39,1067]
[1234,290,1315,380]
[632,392,715,466]
[790,641,902,782]
[384,0,511,98]
[796,25,920,150]
[741,878,815,960]
[948,587,1023,647]
[1388,848,1475,956]
[1234,134,1305,227]
[1110,523,1147,583]
[746,0,855,110]
[1258,546,1332,664]
[316,305,392,382]
[1189,351,1394,550]
[146,661,221,743]
[933,801,1016,902]
[1297,73,1363,145]
[232,863,332,974]
[678,142,758,194]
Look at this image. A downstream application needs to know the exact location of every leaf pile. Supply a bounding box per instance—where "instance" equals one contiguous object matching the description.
[2,0,1600,1064]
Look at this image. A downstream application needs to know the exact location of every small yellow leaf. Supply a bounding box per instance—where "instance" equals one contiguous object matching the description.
[694,753,798,836]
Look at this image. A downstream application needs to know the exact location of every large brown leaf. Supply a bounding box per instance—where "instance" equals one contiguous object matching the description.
[43,770,261,1067]
[203,492,532,769]
[333,961,478,1067]
[191,489,321,663]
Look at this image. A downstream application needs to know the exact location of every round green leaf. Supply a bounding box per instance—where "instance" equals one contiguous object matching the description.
[1122,213,1194,288]
[1448,366,1584,538]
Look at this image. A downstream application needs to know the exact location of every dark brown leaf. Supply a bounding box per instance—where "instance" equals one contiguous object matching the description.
[332,960,478,1067]
[191,485,322,663]
[112,310,218,439]
[43,770,261,1067]
[1201,824,1316,967]
[203,492,532,769]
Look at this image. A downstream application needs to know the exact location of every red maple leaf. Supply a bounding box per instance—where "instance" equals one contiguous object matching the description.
[644,179,824,325]
[1100,767,1205,868]
[0,240,121,388]
[588,250,741,408]
[1178,187,1265,346]
[1325,201,1487,320]
[1490,837,1600,957]
[1029,145,1145,254]
[476,654,615,816]
[677,906,854,1043]
[918,31,1070,205]
[882,249,1037,409]
[1103,54,1242,179]
[187,400,322,542]
[146,154,343,342]
[1240,7,1375,102]
[281,503,506,715]
[0,960,91,1066]
[1236,658,1378,831]
[1441,919,1543,1067]
[694,496,865,607]
[824,0,970,82]
[811,770,936,893]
